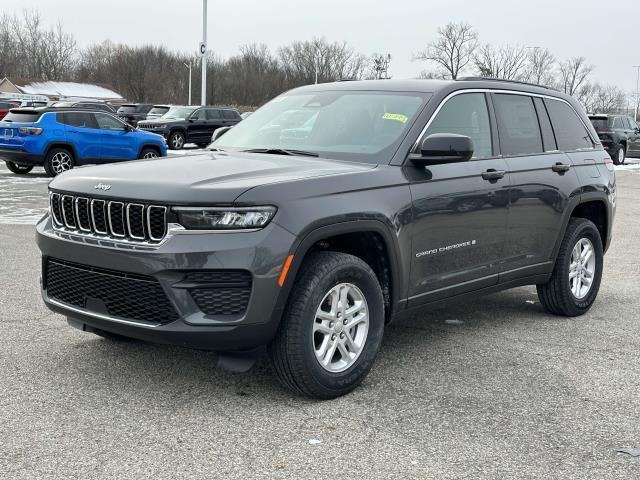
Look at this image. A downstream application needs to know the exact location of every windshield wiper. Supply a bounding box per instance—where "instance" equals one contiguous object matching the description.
[242,148,319,157]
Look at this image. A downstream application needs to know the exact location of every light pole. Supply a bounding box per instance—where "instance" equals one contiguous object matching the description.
[634,65,640,122]
[183,61,192,105]
[201,0,208,106]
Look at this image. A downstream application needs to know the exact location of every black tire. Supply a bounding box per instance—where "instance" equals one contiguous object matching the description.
[139,147,160,159]
[613,144,625,165]
[43,147,74,177]
[168,131,185,150]
[5,161,33,174]
[269,251,385,399]
[537,218,603,317]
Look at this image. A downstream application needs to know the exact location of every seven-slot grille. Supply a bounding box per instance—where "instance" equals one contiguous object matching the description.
[50,193,167,243]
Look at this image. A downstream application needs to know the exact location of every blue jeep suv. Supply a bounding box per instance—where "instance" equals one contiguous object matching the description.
[0,108,167,176]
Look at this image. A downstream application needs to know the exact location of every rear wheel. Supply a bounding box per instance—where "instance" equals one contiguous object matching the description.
[269,251,385,399]
[5,161,33,175]
[168,131,185,150]
[537,218,603,316]
[139,147,159,159]
[43,148,74,177]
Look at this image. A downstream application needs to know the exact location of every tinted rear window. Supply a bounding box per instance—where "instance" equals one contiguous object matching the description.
[546,99,593,151]
[3,111,41,123]
[58,112,97,128]
[117,105,138,114]
[222,110,238,120]
[589,117,612,129]
[149,107,169,115]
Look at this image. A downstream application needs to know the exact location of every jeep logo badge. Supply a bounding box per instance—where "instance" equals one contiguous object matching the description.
[94,183,111,191]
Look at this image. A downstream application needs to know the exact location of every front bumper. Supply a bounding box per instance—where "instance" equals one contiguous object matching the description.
[0,148,43,165]
[36,215,296,351]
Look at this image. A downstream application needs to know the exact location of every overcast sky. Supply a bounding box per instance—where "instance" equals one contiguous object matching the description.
[5,0,640,95]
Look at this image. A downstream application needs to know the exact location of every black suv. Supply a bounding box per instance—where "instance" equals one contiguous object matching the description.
[116,103,154,127]
[37,79,615,399]
[137,106,242,149]
[588,114,640,164]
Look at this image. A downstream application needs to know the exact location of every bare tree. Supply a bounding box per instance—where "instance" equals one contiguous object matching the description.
[474,44,529,80]
[558,56,594,96]
[523,47,555,86]
[368,53,392,80]
[579,83,626,114]
[414,22,478,80]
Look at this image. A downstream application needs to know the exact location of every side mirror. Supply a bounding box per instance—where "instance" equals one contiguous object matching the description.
[211,126,233,143]
[410,133,474,166]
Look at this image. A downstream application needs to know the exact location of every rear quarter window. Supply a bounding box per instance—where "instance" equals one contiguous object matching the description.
[545,99,594,151]
[222,110,238,120]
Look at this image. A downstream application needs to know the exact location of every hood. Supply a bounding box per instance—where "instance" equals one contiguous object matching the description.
[48,151,376,204]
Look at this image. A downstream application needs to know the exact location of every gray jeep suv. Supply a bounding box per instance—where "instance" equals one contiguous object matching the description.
[36,79,616,398]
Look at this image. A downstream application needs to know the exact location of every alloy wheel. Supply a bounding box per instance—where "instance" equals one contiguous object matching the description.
[143,151,158,159]
[313,283,369,373]
[171,134,184,149]
[618,146,625,164]
[51,152,72,174]
[569,237,596,299]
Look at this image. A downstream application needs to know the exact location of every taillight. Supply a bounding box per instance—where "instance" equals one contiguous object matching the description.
[603,156,615,171]
[18,127,43,135]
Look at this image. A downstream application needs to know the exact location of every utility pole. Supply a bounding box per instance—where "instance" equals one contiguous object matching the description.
[634,65,640,122]
[200,0,208,106]
[315,52,319,84]
[183,61,192,105]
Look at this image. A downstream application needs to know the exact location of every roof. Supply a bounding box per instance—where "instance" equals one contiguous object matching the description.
[12,80,122,100]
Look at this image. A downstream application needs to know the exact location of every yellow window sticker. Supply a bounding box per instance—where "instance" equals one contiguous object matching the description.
[382,113,408,123]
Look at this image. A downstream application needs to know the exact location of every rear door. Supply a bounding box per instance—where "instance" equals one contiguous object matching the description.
[496,93,582,277]
[407,92,510,305]
[59,112,102,162]
[94,112,137,161]
[207,109,224,136]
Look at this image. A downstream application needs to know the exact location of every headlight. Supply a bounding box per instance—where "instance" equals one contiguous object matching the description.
[173,206,276,230]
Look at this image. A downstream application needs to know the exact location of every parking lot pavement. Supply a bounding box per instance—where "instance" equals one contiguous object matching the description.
[1,165,640,479]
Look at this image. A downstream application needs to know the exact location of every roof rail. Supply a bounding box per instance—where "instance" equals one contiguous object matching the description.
[457,76,554,90]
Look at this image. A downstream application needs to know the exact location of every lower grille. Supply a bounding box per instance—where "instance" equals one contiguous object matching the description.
[185,271,252,316]
[45,258,179,324]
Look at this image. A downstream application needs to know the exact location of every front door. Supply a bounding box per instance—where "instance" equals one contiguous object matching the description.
[407,92,509,306]
[94,113,137,161]
[60,112,101,162]
[186,108,209,143]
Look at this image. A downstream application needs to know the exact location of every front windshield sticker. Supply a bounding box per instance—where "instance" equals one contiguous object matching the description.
[382,113,409,123]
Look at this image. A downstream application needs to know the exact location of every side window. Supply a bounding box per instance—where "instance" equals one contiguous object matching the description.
[222,110,236,120]
[624,117,635,129]
[493,94,543,156]
[421,93,492,159]
[94,113,126,131]
[612,117,624,129]
[60,112,97,129]
[545,99,594,151]
[191,109,207,120]
[206,109,221,120]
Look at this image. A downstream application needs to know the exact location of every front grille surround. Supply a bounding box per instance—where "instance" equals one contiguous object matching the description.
[50,193,168,244]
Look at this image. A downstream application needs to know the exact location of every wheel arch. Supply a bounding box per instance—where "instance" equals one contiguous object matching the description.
[271,220,405,327]
[44,142,77,161]
[137,143,162,158]
[553,197,610,260]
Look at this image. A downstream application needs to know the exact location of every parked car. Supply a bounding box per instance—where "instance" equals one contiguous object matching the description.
[116,104,154,127]
[36,79,614,398]
[588,114,640,164]
[137,105,242,149]
[146,105,171,120]
[51,101,118,114]
[0,101,19,120]
[0,108,167,176]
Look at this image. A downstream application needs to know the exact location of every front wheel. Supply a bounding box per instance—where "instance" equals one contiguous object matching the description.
[537,218,603,316]
[168,131,185,150]
[269,251,385,399]
[614,145,625,165]
[139,147,160,159]
[5,161,33,174]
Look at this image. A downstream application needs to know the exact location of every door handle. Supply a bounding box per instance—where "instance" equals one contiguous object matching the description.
[481,169,506,181]
[552,162,571,173]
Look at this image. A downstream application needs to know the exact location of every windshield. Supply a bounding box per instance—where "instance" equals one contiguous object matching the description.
[213,91,428,164]
[149,107,169,115]
[162,106,196,120]
[589,117,613,129]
